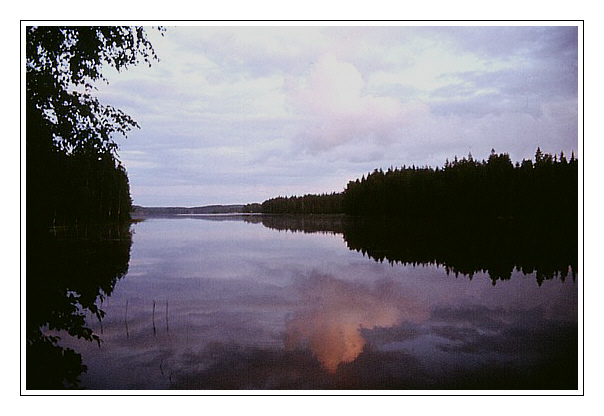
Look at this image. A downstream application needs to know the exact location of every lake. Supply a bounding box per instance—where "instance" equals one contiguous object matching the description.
[26,215,579,390]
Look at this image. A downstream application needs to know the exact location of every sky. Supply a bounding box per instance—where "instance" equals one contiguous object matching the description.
[94,24,580,207]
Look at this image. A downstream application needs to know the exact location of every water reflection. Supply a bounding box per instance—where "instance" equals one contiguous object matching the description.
[284,272,426,372]
[26,215,578,390]
[26,223,132,389]
[244,214,577,285]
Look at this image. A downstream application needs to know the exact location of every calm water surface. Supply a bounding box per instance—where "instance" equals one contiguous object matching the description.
[49,216,578,390]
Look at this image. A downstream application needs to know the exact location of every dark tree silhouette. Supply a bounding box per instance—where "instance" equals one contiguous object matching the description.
[27,26,161,154]
[246,212,576,286]
[27,26,163,228]
[27,224,133,389]
[26,26,160,389]
[261,148,577,224]
[258,149,578,282]
[261,192,343,214]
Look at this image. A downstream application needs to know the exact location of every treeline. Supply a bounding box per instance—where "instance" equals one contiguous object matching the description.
[31,153,132,228]
[27,118,132,229]
[26,26,152,231]
[260,148,578,221]
[344,148,577,219]
[261,192,344,214]
[26,98,133,231]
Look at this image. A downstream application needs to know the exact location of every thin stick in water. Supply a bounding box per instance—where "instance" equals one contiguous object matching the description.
[152,300,156,336]
[165,300,169,334]
[124,299,129,339]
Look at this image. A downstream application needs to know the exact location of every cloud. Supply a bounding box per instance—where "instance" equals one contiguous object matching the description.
[92,26,578,206]
[286,54,412,152]
[117,150,158,170]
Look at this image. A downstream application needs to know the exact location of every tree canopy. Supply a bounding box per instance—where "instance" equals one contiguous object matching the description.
[26,26,162,154]
[26,26,163,227]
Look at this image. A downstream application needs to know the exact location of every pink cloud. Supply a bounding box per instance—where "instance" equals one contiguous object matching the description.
[286,54,417,151]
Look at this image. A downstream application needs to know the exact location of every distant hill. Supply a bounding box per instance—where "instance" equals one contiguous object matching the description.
[132,204,261,218]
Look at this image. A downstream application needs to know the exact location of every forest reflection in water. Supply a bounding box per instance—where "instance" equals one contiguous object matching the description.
[26,214,578,390]
[26,223,133,389]
[243,214,577,285]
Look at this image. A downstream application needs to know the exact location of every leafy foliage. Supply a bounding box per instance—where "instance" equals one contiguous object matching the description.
[26,26,162,154]
[26,26,162,227]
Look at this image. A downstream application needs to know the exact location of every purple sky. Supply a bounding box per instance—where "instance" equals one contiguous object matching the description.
[95,24,579,207]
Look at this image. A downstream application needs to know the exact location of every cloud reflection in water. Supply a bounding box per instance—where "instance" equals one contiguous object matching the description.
[284,272,428,372]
